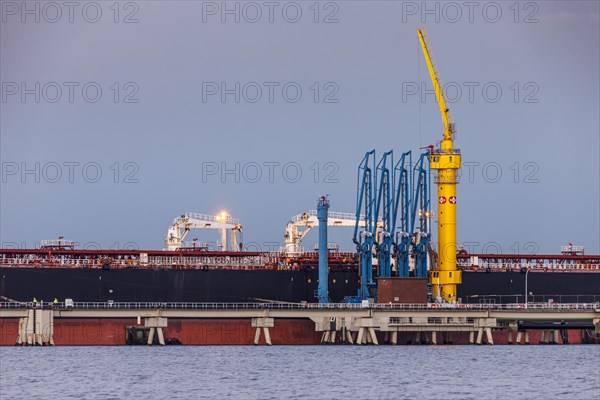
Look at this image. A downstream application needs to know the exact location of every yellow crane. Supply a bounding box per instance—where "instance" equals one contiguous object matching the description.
[417,28,462,303]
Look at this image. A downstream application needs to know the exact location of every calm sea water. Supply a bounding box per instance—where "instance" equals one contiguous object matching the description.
[1,346,599,400]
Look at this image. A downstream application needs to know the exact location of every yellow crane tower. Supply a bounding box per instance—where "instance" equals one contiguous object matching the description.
[417,28,462,303]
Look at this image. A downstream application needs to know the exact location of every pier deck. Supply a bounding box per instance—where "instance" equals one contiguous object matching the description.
[1,302,598,346]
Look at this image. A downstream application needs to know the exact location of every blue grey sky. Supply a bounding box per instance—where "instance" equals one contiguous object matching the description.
[1,1,599,254]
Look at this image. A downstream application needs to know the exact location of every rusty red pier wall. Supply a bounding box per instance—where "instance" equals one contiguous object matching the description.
[0,318,594,346]
[0,318,321,346]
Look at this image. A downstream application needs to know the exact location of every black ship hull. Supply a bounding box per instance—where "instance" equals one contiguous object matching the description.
[1,268,599,303]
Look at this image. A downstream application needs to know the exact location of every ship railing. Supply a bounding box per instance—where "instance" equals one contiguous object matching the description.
[276,251,356,259]
[0,254,284,269]
[40,239,75,248]
[290,210,367,224]
[1,251,598,268]
[183,212,240,225]
[146,254,281,267]
[1,301,599,311]
[457,258,600,271]
[290,210,317,223]
[463,294,600,304]
[1,256,598,271]
[561,245,584,254]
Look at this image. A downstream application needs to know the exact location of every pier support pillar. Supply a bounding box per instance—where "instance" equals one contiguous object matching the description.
[476,328,484,344]
[145,323,166,346]
[469,331,475,344]
[369,328,379,345]
[16,309,54,346]
[321,330,336,344]
[355,327,378,345]
[314,317,343,344]
[431,332,437,345]
[475,318,496,345]
[390,331,398,345]
[254,327,261,344]
[352,318,378,346]
[145,317,167,346]
[252,318,274,345]
[543,330,555,344]
[356,328,364,344]
[413,331,422,345]
[552,330,559,344]
[345,330,354,344]
[507,322,518,344]
[263,327,272,345]
[485,328,494,345]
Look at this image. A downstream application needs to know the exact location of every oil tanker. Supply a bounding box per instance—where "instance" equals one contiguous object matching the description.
[1,239,598,305]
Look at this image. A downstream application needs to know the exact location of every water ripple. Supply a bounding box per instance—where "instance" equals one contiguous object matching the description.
[0,346,599,400]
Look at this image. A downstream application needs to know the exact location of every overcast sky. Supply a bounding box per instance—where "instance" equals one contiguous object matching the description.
[1,1,599,254]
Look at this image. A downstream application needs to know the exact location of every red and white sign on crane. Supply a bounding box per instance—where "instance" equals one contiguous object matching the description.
[449,196,456,204]
[439,196,447,204]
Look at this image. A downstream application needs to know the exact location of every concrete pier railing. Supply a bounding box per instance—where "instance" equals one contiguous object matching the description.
[1,301,598,311]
